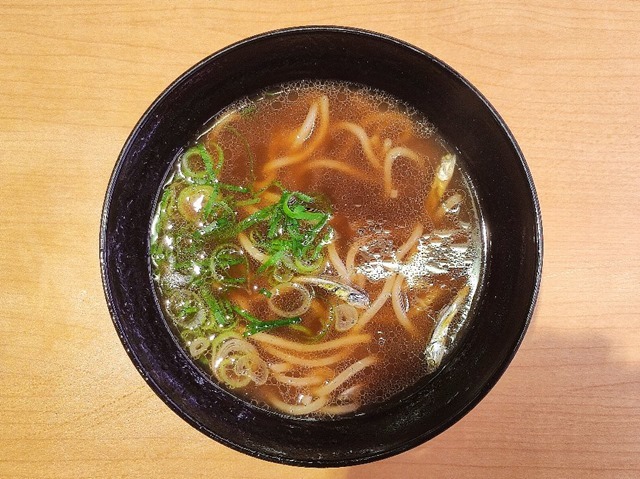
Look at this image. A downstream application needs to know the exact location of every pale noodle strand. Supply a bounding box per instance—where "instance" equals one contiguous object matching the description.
[200,110,239,142]
[266,394,329,416]
[317,94,330,131]
[388,224,424,335]
[252,332,370,353]
[272,372,325,387]
[262,345,348,368]
[361,110,415,133]
[291,101,318,149]
[269,363,294,373]
[346,235,374,277]
[333,121,381,169]
[327,242,350,282]
[320,403,361,415]
[391,274,418,337]
[262,153,303,173]
[346,225,423,331]
[384,146,423,198]
[433,192,463,223]
[237,232,268,263]
[263,95,330,173]
[352,274,396,331]
[396,223,424,259]
[371,135,381,151]
[297,158,372,181]
[337,383,363,402]
[314,356,376,397]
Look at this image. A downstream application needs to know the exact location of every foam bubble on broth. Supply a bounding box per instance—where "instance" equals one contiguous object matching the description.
[150,80,484,417]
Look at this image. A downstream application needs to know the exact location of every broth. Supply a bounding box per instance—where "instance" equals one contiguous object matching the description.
[150,80,483,416]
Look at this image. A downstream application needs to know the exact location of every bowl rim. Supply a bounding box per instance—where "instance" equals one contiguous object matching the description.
[99,24,543,467]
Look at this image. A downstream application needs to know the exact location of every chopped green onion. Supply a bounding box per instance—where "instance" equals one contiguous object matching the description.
[282,192,325,222]
[217,357,252,389]
[244,316,303,336]
[209,243,248,286]
[230,305,262,324]
[220,183,250,194]
[238,105,257,117]
[235,204,275,232]
[258,288,272,298]
[181,146,208,179]
[200,200,235,229]
[154,137,340,356]
[294,254,325,273]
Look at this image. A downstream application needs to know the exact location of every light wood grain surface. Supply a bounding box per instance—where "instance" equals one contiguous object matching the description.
[1,1,639,477]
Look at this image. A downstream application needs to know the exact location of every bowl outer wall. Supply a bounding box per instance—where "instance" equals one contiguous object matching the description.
[100,26,542,466]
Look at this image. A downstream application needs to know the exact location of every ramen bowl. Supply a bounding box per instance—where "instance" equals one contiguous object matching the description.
[100,26,542,466]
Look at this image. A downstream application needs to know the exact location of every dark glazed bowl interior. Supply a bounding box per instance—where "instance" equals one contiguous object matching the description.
[100,26,542,467]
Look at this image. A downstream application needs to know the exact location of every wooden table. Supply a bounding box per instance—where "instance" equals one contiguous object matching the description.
[1,2,639,477]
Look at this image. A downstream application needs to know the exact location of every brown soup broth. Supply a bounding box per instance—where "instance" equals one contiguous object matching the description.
[150,80,483,417]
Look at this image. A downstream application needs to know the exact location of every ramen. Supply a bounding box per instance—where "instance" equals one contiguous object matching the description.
[150,81,483,416]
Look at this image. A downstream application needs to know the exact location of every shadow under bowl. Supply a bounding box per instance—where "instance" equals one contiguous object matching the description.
[100,26,542,467]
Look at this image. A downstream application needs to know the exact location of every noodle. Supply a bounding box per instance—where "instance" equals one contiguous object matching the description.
[337,383,363,402]
[262,345,349,368]
[361,110,414,132]
[262,95,329,173]
[384,146,423,198]
[269,363,294,373]
[261,191,282,204]
[272,372,325,387]
[433,192,463,223]
[353,275,396,331]
[397,223,424,259]
[241,203,260,215]
[333,121,381,169]
[202,110,240,143]
[265,394,329,416]
[327,242,350,282]
[320,403,361,415]
[227,290,251,310]
[345,235,374,277]
[291,101,318,149]
[297,158,373,181]
[314,356,376,396]
[391,274,418,336]
[252,332,370,353]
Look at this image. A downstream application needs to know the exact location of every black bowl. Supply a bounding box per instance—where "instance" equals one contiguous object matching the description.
[100,26,542,467]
